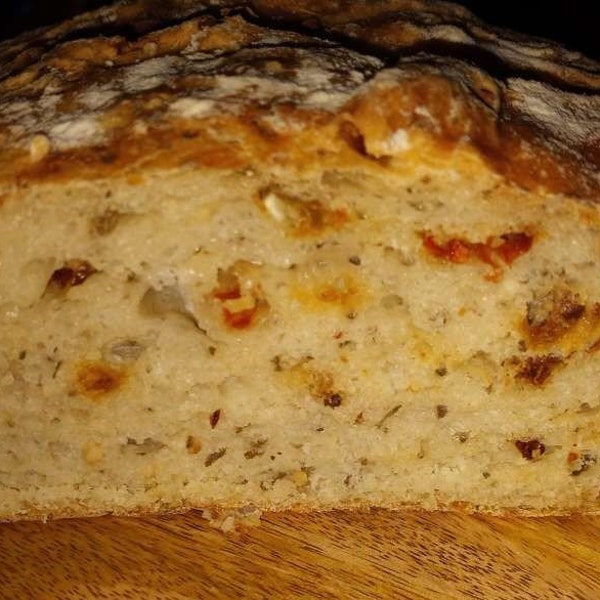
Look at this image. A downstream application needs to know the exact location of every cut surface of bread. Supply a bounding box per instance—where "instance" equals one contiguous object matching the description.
[1,1,600,520]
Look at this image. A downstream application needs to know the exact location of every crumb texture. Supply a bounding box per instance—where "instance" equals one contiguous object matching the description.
[3,160,600,519]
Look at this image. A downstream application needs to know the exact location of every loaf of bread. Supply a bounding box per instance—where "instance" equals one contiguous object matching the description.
[1,0,600,521]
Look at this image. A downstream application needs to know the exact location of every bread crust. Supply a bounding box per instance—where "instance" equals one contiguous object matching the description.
[0,1,598,198]
[6,498,600,524]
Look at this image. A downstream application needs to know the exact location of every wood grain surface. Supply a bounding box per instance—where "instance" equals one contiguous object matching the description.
[1,511,600,599]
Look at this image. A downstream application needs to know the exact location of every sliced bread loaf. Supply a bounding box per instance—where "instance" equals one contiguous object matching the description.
[1,1,600,520]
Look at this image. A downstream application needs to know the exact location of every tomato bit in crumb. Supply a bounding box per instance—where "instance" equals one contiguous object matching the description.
[44,259,98,295]
[212,268,242,301]
[210,409,222,429]
[422,231,533,280]
[211,265,267,329]
[223,307,257,329]
[515,439,546,460]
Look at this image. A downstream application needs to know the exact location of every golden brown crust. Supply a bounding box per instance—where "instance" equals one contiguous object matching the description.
[0,1,599,198]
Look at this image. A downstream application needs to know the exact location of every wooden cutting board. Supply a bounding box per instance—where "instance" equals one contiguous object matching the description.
[1,510,600,599]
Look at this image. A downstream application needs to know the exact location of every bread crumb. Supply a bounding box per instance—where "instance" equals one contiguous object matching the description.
[202,507,263,532]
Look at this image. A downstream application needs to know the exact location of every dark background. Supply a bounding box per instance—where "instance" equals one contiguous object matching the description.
[1,1,598,60]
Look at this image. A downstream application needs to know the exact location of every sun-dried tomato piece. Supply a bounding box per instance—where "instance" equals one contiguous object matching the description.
[212,268,242,301]
[44,259,98,294]
[323,392,343,408]
[210,409,221,429]
[495,232,534,265]
[525,288,586,346]
[515,354,563,386]
[515,439,546,460]
[211,263,268,330]
[421,231,533,280]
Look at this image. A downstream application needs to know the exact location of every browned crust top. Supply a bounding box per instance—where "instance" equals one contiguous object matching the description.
[0,1,599,198]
